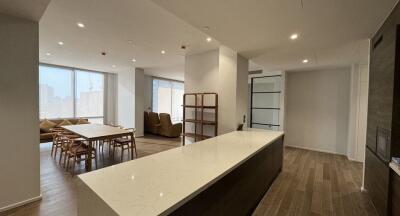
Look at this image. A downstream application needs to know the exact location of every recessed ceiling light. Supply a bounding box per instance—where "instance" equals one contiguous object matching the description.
[290,34,299,40]
[77,22,85,28]
[131,58,136,62]
[112,65,116,68]
[58,41,64,45]
[45,53,51,56]
[302,59,309,63]
[161,50,166,54]
[206,37,212,42]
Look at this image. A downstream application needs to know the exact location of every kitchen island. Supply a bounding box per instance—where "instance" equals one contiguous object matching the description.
[77,129,284,216]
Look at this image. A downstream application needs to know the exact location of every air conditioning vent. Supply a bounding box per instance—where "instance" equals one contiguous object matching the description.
[249,70,262,75]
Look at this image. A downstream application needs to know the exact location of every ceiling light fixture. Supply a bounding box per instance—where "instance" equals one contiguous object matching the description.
[206,37,212,42]
[58,41,64,45]
[290,34,299,40]
[302,59,309,63]
[45,53,51,56]
[161,50,166,54]
[77,22,85,28]
[131,58,136,62]
[112,65,116,68]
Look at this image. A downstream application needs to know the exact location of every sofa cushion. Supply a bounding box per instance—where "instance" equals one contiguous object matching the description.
[77,118,90,124]
[57,119,72,127]
[40,119,57,133]
[40,132,54,141]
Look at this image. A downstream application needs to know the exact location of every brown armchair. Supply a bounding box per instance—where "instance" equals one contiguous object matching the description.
[159,113,182,138]
[144,112,150,133]
[147,112,161,135]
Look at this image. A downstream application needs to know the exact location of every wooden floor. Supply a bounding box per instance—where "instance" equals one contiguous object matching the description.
[2,140,377,216]
[253,147,378,216]
[1,134,181,216]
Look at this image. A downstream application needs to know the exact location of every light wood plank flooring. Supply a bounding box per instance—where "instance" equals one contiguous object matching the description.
[2,140,377,216]
[253,147,378,216]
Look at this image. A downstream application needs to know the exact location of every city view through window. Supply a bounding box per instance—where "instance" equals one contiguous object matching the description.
[39,65,104,123]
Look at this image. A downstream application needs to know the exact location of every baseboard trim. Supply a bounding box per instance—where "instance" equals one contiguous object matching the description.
[0,194,42,212]
[347,156,363,163]
[285,145,346,156]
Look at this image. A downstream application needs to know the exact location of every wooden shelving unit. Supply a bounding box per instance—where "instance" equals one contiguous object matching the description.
[182,92,218,145]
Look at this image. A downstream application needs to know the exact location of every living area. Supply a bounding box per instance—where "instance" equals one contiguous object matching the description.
[2,0,399,215]
[2,0,195,214]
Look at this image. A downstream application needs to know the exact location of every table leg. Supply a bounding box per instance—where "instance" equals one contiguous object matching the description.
[86,140,93,171]
[130,132,135,159]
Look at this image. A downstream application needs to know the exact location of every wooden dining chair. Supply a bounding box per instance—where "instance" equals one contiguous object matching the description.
[113,128,137,162]
[51,127,82,159]
[51,131,64,158]
[64,137,97,175]
[104,124,123,157]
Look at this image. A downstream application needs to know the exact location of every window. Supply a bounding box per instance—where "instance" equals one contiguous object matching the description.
[39,66,74,118]
[75,70,104,123]
[152,78,184,123]
[39,64,105,123]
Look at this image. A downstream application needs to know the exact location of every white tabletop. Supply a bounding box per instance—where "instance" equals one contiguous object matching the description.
[62,124,131,139]
[78,129,284,215]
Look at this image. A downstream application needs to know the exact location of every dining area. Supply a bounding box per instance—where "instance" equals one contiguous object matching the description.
[49,122,137,175]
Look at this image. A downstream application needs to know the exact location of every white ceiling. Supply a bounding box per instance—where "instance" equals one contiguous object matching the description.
[0,0,50,21]
[152,0,398,72]
[39,0,220,80]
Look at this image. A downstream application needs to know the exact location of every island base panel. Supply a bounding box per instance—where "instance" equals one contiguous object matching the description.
[169,136,283,216]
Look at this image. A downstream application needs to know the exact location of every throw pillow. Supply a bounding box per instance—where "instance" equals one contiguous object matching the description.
[57,119,73,127]
[77,118,90,124]
[40,119,57,133]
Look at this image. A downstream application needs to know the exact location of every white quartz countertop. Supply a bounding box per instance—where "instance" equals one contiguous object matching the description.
[78,129,284,216]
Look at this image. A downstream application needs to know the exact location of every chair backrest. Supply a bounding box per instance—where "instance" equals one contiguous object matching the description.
[159,113,173,128]
[148,112,160,124]
[146,112,159,134]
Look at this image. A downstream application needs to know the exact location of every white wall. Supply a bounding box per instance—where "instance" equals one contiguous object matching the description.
[218,46,238,134]
[184,46,249,137]
[285,68,351,155]
[236,55,249,127]
[117,70,135,128]
[0,13,41,211]
[347,63,369,162]
[134,68,144,137]
[185,49,219,93]
[143,75,152,112]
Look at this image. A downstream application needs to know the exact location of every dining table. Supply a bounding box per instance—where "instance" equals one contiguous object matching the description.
[61,124,133,171]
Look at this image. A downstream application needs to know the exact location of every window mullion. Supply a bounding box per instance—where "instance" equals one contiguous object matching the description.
[73,69,77,118]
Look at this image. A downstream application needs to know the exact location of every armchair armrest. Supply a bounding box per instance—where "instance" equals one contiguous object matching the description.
[170,123,182,137]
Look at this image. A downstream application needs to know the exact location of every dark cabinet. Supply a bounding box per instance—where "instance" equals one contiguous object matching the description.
[391,171,400,215]
[365,148,390,216]
[365,3,400,216]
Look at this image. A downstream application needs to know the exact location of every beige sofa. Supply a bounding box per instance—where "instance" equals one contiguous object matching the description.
[40,118,88,143]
